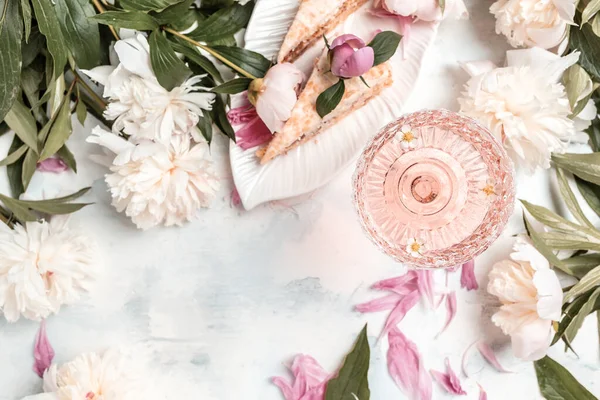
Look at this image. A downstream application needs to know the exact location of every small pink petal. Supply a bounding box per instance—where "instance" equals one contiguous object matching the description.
[33,320,55,378]
[380,290,421,339]
[436,292,457,337]
[337,46,375,78]
[388,327,432,400]
[272,354,330,400]
[430,358,467,395]
[477,342,511,373]
[230,187,241,208]
[460,260,478,291]
[416,270,435,307]
[372,271,417,292]
[228,105,273,150]
[434,293,446,309]
[355,293,401,313]
[37,158,68,173]
[227,101,254,124]
[331,33,366,49]
[478,384,488,400]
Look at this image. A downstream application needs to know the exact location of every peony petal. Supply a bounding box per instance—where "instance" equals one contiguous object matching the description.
[416,270,435,307]
[380,290,421,339]
[33,320,55,378]
[230,187,242,208]
[429,358,467,395]
[510,318,554,361]
[235,115,273,150]
[37,158,69,173]
[355,293,402,313]
[331,33,366,49]
[436,292,457,337]
[337,46,375,78]
[460,260,478,290]
[388,327,432,400]
[459,61,496,77]
[533,269,563,321]
[478,383,488,400]
[505,48,579,83]
[372,271,417,292]
[79,65,116,86]
[477,342,511,372]
[272,354,330,400]
[330,43,356,77]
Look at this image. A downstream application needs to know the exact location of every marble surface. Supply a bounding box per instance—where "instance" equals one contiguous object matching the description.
[1,0,600,399]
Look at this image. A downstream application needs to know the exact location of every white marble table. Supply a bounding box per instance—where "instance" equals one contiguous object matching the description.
[1,0,599,399]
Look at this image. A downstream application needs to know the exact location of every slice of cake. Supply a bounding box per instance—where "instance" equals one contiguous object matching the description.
[261,49,393,164]
[277,0,370,63]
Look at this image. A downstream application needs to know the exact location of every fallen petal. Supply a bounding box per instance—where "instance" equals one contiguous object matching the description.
[371,271,417,293]
[272,354,330,400]
[460,260,478,291]
[388,327,432,400]
[436,292,457,337]
[380,290,421,339]
[235,114,273,150]
[416,270,435,307]
[355,293,401,313]
[477,342,511,373]
[478,383,488,400]
[430,358,467,395]
[230,187,242,208]
[33,320,55,378]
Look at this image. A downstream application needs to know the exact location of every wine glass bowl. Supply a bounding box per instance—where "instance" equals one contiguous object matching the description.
[353,110,515,269]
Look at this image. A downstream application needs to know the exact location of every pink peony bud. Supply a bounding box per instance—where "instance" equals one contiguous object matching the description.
[329,34,375,78]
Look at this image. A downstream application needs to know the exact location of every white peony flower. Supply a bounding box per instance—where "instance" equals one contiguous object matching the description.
[458,47,596,172]
[248,63,304,133]
[0,217,96,322]
[82,34,215,146]
[88,127,220,230]
[487,236,563,361]
[490,0,576,51]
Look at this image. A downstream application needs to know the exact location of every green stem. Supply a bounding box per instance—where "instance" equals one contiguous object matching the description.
[91,0,120,40]
[73,69,108,110]
[162,27,257,80]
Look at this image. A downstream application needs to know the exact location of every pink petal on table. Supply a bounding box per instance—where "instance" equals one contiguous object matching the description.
[388,327,432,400]
[435,293,446,309]
[430,358,467,395]
[37,158,68,173]
[355,293,401,313]
[33,320,55,378]
[230,187,242,208]
[460,260,478,291]
[436,292,457,337]
[478,384,488,400]
[272,354,329,400]
[416,270,435,307]
[477,342,511,373]
[372,271,417,293]
[380,290,421,339]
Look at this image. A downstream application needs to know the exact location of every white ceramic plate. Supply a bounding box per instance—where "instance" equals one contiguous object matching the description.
[229,0,438,210]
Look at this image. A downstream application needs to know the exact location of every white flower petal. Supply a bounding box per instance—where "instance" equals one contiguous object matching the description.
[510,318,554,361]
[80,65,116,86]
[533,269,563,320]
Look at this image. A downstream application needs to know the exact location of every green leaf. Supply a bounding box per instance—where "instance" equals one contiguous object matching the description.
[120,0,183,12]
[553,153,600,187]
[585,118,600,152]
[0,193,38,222]
[75,100,87,126]
[562,64,592,116]
[200,0,235,10]
[188,2,253,42]
[40,93,73,161]
[565,287,600,344]
[197,109,213,144]
[534,356,596,400]
[325,324,370,400]
[592,14,600,37]
[170,39,224,83]
[91,11,159,31]
[21,148,37,190]
[523,214,571,274]
[564,265,600,303]
[35,187,90,203]
[56,145,77,172]
[0,188,92,220]
[521,199,600,239]
[575,176,600,218]
[211,94,235,141]
[569,24,600,81]
[21,67,46,124]
[0,0,23,122]
[212,78,252,94]
[20,0,32,41]
[152,0,194,25]
[556,169,595,229]
[6,136,25,197]
[21,28,45,68]
[582,0,600,25]
[4,100,40,153]
[553,291,593,346]
[316,79,345,118]
[0,144,27,167]
[55,0,101,69]
[563,253,600,278]
[368,31,402,66]
[208,45,271,78]
[31,0,68,79]
[149,30,192,91]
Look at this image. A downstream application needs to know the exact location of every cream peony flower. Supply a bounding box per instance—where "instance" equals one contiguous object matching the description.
[459,47,596,172]
[82,34,215,146]
[377,0,468,21]
[487,236,563,361]
[490,0,576,51]
[88,127,220,230]
[0,217,96,322]
[248,63,304,133]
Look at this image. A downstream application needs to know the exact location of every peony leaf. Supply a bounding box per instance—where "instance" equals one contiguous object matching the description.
[564,265,600,303]
[556,169,595,229]
[31,0,68,79]
[553,153,600,187]
[325,324,370,400]
[521,199,600,239]
[6,136,25,198]
[562,64,592,116]
[188,2,254,42]
[33,320,55,378]
[211,78,252,94]
[206,45,271,79]
[91,11,160,31]
[368,31,402,66]
[149,30,192,91]
[152,0,195,26]
[39,91,73,161]
[316,79,345,118]
[4,100,39,153]
[169,39,224,83]
[54,0,101,69]
[582,0,600,25]
[562,253,600,278]
[575,176,600,218]
[21,148,38,190]
[0,144,27,167]
[569,24,600,81]
[0,193,38,222]
[592,14,600,37]
[197,109,213,144]
[212,95,236,141]
[553,290,593,346]
[523,214,572,275]
[0,0,22,122]
[539,232,600,252]
[120,0,184,12]
[534,356,596,400]
[564,287,600,344]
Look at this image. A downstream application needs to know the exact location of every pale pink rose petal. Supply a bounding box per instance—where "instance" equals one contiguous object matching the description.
[33,320,55,378]
[230,187,241,208]
[477,342,511,373]
[460,260,478,290]
[388,327,432,400]
[430,358,467,395]
[272,354,330,400]
[380,290,421,339]
[416,270,435,307]
[355,293,401,313]
[228,105,272,150]
[436,291,457,337]
[37,158,69,173]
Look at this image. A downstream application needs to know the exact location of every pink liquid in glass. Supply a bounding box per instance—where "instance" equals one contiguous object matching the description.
[353,110,515,269]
